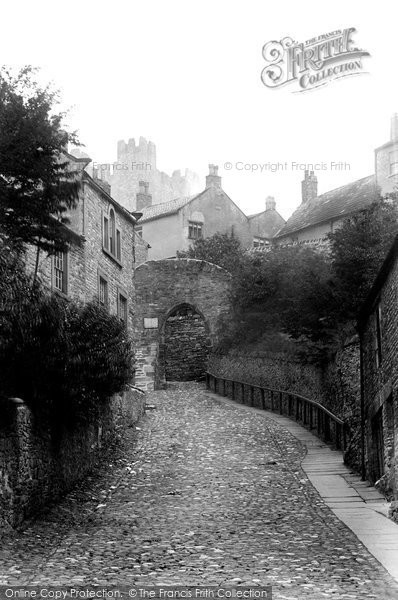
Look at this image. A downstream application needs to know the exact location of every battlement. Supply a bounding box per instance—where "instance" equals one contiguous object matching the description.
[117,136,157,162]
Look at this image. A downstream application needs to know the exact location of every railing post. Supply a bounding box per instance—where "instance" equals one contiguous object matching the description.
[261,388,265,410]
[309,404,313,429]
[251,386,255,407]
[325,414,330,442]
[279,391,283,415]
[232,380,235,401]
[335,422,341,450]
[295,396,299,421]
[271,390,274,412]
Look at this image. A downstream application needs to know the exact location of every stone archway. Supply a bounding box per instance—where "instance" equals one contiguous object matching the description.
[133,259,232,390]
[162,303,211,382]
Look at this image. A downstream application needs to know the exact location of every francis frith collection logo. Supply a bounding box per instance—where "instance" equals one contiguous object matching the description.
[261,28,370,92]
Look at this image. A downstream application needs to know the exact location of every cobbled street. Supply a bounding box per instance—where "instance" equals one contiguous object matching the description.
[1,383,398,599]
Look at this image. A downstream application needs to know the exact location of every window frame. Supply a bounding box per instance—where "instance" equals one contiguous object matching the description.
[117,287,128,326]
[389,150,398,176]
[188,221,203,240]
[98,270,109,308]
[103,208,122,265]
[52,250,68,296]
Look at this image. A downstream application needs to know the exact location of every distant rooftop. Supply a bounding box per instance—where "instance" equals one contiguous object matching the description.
[276,175,379,238]
[139,196,196,223]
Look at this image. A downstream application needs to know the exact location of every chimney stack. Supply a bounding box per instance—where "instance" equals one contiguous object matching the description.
[206,164,222,189]
[265,195,276,211]
[391,113,398,141]
[136,180,152,211]
[301,170,318,203]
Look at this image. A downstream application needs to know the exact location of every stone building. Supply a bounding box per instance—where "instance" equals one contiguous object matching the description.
[93,137,201,211]
[26,152,142,332]
[135,165,285,260]
[358,234,398,499]
[275,114,398,246]
[248,195,286,248]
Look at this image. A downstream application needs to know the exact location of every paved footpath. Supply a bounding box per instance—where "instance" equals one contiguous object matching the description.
[1,383,398,599]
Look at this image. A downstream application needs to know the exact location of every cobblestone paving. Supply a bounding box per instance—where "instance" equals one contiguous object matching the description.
[1,383,398,599]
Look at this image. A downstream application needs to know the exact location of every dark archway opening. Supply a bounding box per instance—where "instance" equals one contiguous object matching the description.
[164,304,210,381]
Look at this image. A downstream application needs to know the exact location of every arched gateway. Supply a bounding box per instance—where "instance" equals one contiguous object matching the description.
[133,259,231,390]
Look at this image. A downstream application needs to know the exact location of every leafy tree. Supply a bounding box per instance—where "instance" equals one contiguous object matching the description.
[226,245,335,358]
[328,198,398,321]
[222,198,398,362]
[0,66,80,255]
[177,231,244,272]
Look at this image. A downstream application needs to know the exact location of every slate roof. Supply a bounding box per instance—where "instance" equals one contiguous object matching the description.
[139,196,196,223]
[275,175,379,238]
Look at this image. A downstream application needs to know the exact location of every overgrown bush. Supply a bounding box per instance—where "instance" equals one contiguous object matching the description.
[0,249,134,419]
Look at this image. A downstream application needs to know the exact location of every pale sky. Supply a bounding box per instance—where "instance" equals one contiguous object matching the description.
[1,0,397,219]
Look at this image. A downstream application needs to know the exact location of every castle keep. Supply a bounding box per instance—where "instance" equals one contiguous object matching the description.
[94,137,201,211]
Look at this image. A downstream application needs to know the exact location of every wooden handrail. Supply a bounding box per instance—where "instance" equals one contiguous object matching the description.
[206,371,347,451]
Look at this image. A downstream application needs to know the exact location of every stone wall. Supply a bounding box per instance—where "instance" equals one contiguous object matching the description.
[0,386,145,533]
[134,259,231,390]
[25,173,137,334]
[208,341,362,472]
[360,241,398,499]
[165,311,208,381]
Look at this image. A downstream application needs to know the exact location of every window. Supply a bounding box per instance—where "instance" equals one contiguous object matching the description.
[116,230,121,261]
[390,151,398,176]
[53,251,68,294]
[103,217,109,250]
[253,237,269,249]
[118,292,128,325]
[188,221,203,240]
[103,209,122,263]
[98,275,108,307]
[374,304,383,368]
[109,209,115,255]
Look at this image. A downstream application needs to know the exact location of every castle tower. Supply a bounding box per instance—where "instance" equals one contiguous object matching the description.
[104,137,200,211]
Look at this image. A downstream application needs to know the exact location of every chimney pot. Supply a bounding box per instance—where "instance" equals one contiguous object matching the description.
[206,164,221,188]
[136,180,152,210]
[265,195,276,211]
[301,171,318,203]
